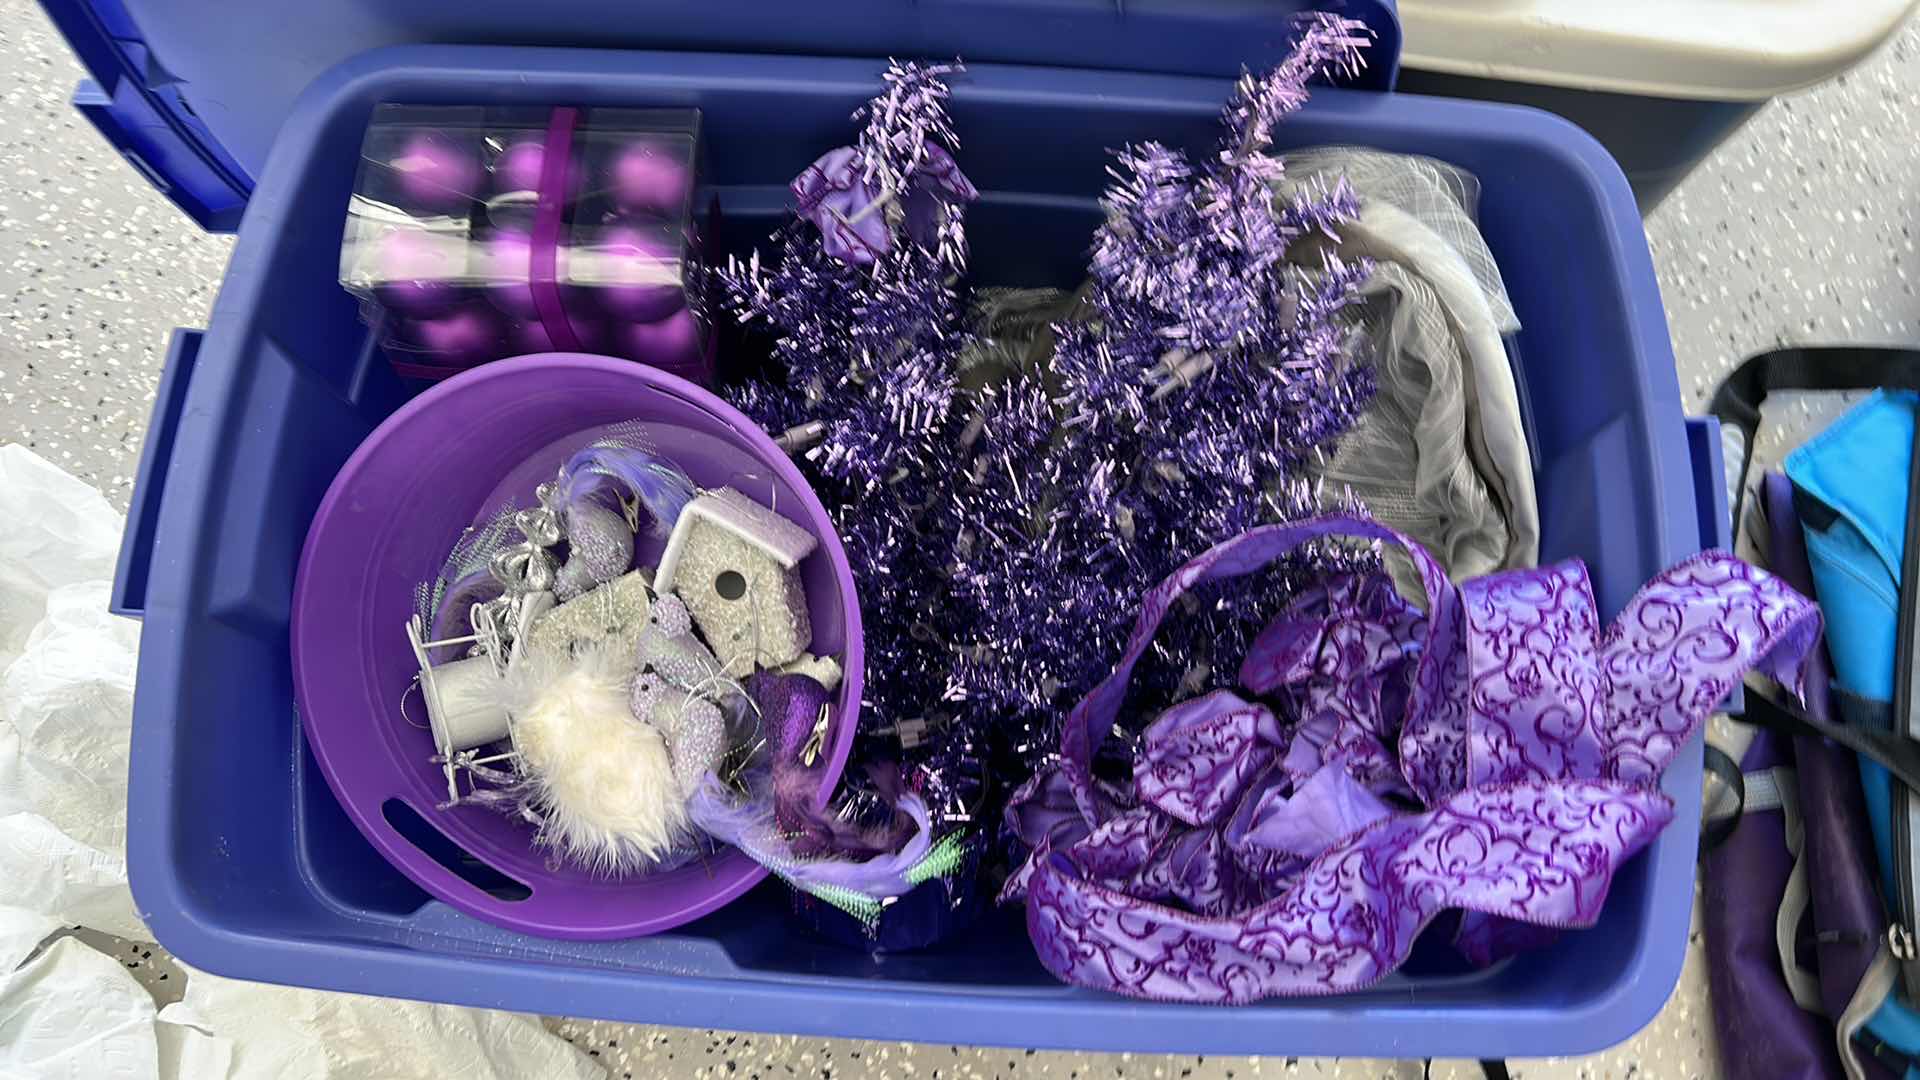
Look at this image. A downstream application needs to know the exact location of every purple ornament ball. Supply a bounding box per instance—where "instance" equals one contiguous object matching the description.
[372,229,465,315]
[492,139,579,200]
[579,226,686,323]
[608,141,691,216]
[610,307,708,382]
[504,313,607,356]
[387,130,480,211]
[494,139,547,195]
[504,320,554,356]
[477,228,540,319]
[398,306,503,368]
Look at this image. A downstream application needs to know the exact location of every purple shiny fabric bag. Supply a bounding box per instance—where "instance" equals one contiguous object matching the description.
[1703,728,1843,1080]
[1004,514,1820,1003]
[1765,472,1893,1021]
[1750,470,1897,1079]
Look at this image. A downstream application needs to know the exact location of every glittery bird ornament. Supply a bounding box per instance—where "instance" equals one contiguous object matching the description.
[551,439,697,601]
[630,593,738,795]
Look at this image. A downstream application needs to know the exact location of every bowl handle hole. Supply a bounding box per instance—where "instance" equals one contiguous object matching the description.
[381,798,533,902]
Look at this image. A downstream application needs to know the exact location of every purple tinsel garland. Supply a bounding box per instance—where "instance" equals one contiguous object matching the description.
[718,17,1380,845]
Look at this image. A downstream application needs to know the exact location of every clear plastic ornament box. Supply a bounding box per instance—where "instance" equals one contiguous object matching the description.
[52,0,1727,1058]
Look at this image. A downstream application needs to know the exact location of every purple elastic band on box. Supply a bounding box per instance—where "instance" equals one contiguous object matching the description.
[530,106,581,351]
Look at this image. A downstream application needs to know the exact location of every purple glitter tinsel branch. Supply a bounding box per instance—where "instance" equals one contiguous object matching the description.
[717,20,1379,848]
[716,62,985,824]
[950,15,1380,741]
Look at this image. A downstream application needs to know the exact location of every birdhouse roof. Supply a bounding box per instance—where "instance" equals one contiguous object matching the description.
[655,487,820,591]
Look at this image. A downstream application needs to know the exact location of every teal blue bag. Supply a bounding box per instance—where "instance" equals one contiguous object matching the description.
[1711,348,1920,1077]
[1786,390,1920,1070]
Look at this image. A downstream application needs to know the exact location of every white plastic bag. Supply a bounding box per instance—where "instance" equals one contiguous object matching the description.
[0,445,606,1080]
[0,445,122,673]
[157,969,605,1080]
[0,581,145,940]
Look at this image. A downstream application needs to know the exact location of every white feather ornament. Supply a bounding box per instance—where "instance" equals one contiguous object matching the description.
[504,644,687,875]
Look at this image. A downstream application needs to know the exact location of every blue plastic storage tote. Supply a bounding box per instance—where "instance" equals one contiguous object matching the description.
[48,0,1723,1058]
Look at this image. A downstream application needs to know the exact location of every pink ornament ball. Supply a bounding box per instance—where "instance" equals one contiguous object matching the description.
[373,229,464,315]
[387,130,480,211]
[610,307,708,382]
[583,226,687,323]
[608,141,692,216]
[478,229,540,319]
[399,306,503,368]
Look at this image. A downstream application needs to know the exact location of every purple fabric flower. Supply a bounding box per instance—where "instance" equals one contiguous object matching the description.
[898,142,979,249]
[793,140,980,267]
[792,147,891,266]
[1003,515,1820,1003]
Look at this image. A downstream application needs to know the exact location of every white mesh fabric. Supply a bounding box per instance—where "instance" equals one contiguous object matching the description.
[1279,147,1538,579]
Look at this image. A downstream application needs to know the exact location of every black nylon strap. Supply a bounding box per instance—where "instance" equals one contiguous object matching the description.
[1837,687,1896,733]
[1706,346,1920,541]
[1740,688,1920,794]
[1710,344,1920,786]
[1698,743,1747,855]
[1895,428,1920,745]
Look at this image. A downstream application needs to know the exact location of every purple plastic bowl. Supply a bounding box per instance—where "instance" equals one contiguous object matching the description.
[292,353,863,939]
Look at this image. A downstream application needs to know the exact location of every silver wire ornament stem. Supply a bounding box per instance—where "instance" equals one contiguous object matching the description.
[1148,349,1216,401]
[774,421,826,454]
[831,176,897,228]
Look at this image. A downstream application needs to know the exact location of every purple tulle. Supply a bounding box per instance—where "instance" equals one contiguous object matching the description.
[1003,514,1821,1002]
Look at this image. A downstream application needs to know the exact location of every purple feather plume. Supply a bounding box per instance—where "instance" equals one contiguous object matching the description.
[689,774,935,900]
[558,444,697,537]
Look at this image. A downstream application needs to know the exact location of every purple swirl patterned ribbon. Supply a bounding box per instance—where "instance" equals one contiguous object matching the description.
[1003,515,1820,1002]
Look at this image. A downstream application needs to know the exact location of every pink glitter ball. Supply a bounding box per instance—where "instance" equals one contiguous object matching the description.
[608,141,691,216]
[582,226,686,323]
[373,229,463,315]
[610,307,708,382]
[387,130,479,211]
[400,306,502,367]
[478,229,540,319]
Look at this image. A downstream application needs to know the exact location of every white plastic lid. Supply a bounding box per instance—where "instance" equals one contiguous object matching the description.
[1398,0,1917,101]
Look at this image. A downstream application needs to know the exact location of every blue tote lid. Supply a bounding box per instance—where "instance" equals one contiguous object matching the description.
[40,0,1400,230]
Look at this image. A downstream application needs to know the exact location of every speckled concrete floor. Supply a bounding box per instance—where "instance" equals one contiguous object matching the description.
[2,1,1916,1076]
